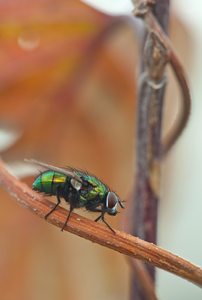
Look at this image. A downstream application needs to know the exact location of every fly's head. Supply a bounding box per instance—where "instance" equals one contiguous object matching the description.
[105,192,124,216]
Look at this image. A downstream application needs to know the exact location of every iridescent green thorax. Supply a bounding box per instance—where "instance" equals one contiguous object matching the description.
[77,172,109,202]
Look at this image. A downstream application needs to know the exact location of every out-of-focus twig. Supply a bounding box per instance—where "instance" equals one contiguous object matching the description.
[130,29,168,300]
[0,159,201,286]
[130,0,191,299]
[133,0,191,154]
[127,258,159,300]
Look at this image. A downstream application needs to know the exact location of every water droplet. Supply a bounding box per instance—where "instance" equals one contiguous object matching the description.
[18,31,40,51]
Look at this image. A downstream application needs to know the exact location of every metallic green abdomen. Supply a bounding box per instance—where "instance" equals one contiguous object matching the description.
[33,171,67,195]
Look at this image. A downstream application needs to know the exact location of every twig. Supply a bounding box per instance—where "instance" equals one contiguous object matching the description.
[133,0,191,154]
[130,3,170,300]
[130,0,191,298]
[127,258,159,300]
[133,30,168,244]
[0,159,201,286]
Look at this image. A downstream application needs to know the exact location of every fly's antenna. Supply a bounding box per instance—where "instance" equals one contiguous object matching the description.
[118,199,125,209]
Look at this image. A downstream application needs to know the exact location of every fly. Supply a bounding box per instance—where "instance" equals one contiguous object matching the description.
[26,159,124,233]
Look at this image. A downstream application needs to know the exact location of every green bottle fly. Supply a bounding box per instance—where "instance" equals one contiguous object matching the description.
[28,159,124,232]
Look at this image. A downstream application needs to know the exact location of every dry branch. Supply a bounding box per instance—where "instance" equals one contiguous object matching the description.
[130,2,170,299]
[133,0,191,154]
[0,159,201,287]
[127,259,158,300]
[130,1,192,298]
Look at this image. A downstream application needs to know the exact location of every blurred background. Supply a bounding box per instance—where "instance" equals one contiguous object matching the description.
[0,0,201,299]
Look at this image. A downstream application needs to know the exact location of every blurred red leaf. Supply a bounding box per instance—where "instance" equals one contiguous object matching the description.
[0,3,137,299]
[0,0,111,122]
[0,1,137,193]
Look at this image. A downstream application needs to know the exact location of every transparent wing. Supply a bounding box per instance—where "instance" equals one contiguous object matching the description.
[25,159,83,183]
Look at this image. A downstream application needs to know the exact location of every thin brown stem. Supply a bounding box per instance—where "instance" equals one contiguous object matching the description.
[127,259,159,300]
[130,1,171,298]
[0,159,201,286]
[130,1,191,299]
[133,0,191,154]
[130,37,166,300]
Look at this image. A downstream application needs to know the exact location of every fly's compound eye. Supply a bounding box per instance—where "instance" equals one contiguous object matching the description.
[106,192,118,215]
[71,178,82,191]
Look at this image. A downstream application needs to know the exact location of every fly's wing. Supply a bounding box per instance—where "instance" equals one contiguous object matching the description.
[25,159,83,183]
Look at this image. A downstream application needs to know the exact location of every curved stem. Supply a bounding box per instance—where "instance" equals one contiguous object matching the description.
[134,4,191,154]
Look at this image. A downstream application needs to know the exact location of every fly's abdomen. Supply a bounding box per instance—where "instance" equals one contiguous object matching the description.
[33,171,67,195]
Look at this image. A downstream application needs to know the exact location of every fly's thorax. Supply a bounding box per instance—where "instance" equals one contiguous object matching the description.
[32,171,67,195]
[78,173,108,201]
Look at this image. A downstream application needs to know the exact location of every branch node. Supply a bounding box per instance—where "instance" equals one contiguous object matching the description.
[144,32,169,81]
[132,0,156,18]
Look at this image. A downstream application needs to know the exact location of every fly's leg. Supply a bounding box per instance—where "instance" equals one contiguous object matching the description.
[87,203,116,234]
[100,213,116,234]
[61,205,74,232]
[45,189,61,220]
[61,191,79,232]
[94,214,102,222]
[85,202,102,217]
